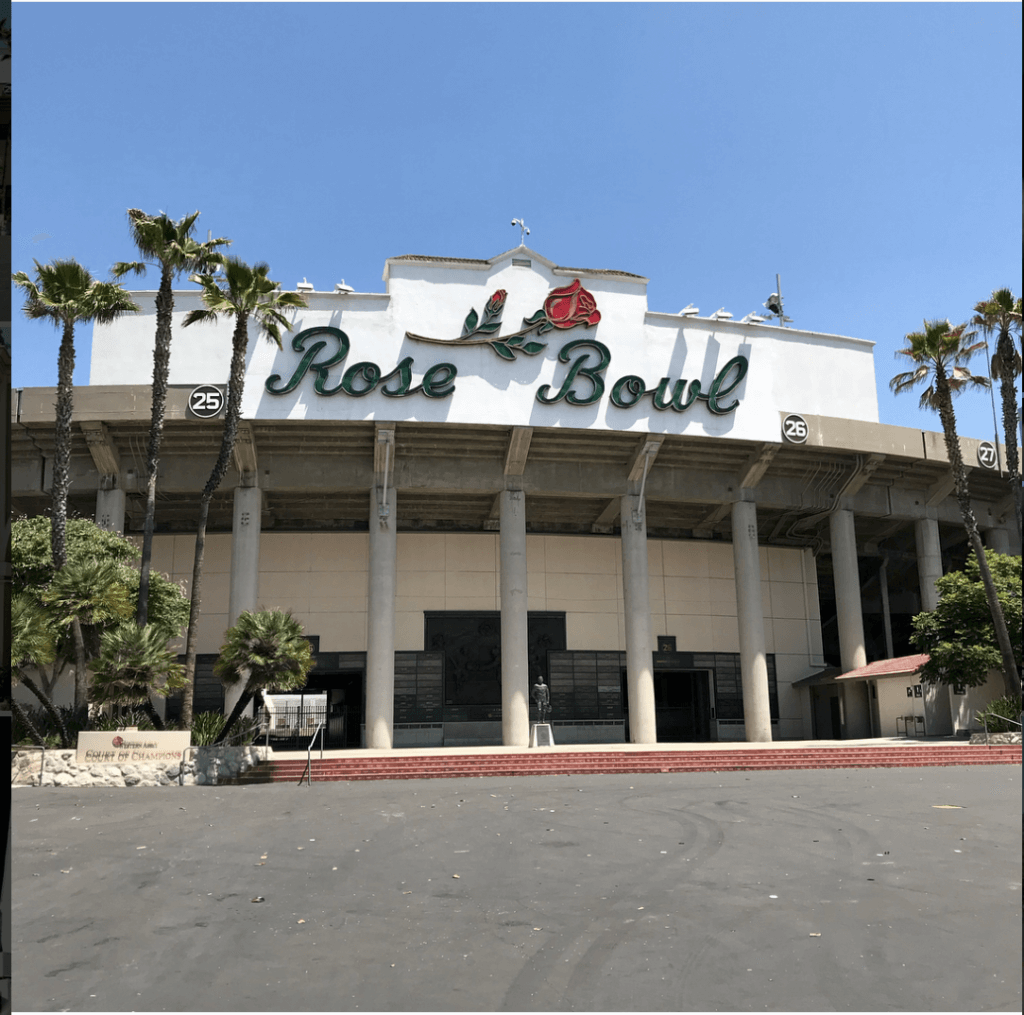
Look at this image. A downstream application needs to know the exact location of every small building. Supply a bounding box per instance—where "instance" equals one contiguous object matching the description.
[10,246,1019,745]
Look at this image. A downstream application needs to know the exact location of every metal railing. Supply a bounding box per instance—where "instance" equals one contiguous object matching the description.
[977,712,1022,745]
[298,721,325,787]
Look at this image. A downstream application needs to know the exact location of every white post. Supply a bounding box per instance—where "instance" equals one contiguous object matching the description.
[830,509,867,673]
[500,489,530,747]
[95,486,126,533]
[914,516,943,613]
[731,500,772,742]
[620,492,656,743]
[226,486,262,718]
[366,487,397,749]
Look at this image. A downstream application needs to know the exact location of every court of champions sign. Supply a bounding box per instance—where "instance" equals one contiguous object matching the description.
[76,730,190,764]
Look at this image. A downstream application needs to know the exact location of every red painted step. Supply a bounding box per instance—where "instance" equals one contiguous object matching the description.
[233,744,1021,784]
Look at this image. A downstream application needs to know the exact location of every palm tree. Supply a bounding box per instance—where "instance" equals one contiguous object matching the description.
[176,258,308,727]
[212,610,315,745]
[10,593,67,747]
[90,624,187,730]
[972,288,1023,543]
[11,260,139,568]
[112,210,230,626]
[891,318,1021,697]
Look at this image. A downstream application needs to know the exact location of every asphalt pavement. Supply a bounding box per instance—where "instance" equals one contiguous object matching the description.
[12,764,1022,1012]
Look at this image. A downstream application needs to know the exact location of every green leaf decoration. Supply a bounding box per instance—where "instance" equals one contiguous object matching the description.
[523,309,547,325]
[462,308,479,335]
[537,321,553,335]
[521,341,547,355]
[490,342,516,361]
[506,334,524,347]
[477,321,501,333]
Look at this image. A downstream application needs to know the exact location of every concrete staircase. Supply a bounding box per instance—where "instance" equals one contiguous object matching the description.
[234,743,1022,784]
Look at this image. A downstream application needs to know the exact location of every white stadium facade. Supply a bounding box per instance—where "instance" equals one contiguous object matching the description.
[10,246,1018,747]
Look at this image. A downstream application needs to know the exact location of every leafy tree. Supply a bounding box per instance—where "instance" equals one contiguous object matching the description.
[11,260,139,569]
[175,258,307,727]
[213,610,315,744]
[112,210,230,626]
[911,551,1022,687]
[891,319,1021,697]
[11,517,190,725]
[972,288,1022,543]
[90,624,187,729]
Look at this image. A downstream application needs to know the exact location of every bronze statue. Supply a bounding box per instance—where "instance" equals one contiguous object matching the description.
[531,674,551,723]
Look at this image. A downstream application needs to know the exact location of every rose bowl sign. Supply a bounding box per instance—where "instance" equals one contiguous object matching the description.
[76,730,191,765]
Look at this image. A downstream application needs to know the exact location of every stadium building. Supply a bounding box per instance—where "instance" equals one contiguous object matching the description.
[10,246,1018,747]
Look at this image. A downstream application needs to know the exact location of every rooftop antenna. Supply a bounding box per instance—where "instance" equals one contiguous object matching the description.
[763,273,792,326]
[511,218,530,246]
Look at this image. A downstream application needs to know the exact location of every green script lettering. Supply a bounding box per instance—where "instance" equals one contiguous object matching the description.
[536,340,611,406]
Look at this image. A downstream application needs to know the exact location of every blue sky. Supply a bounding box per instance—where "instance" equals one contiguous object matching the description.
[12,2,1022,442]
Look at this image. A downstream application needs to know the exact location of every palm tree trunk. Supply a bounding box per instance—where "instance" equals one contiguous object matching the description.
[936,368,1021,697]
[11,697,47,748]
[181,312,250,728]
[213,686,254,745]
[137,264,175,626]
[51,318,76,569]
[141,697,167,731]
[71,616,89,714]
[995,332,1022,544]
[20,673,71,748]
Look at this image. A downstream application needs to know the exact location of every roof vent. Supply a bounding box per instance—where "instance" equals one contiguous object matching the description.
[512,258,531,268]
[334,280,354,293]
[296,278,315,292]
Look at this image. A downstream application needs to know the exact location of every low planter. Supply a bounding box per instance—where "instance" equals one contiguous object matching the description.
[11,744,271,788]
[968,731,1022,745]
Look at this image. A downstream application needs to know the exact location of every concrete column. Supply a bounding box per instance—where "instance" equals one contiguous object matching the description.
[984,527,1011,554]
[366,487,397,750]
[95,486,126,533]
[225,486,262,718]
[620,493,656,743]
[878,558,894,659]
[914,516,943,612]
[731,500,772,742]
[830,509,867,673]
[499,489,530,747]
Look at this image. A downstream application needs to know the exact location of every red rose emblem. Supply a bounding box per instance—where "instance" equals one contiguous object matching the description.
[485,289,507,316]
[112,736,124,747]
[543,279,601,330]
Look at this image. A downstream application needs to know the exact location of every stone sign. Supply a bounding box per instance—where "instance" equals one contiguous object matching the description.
[76,730,191,765]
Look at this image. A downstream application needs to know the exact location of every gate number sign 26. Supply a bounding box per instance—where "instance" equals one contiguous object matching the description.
[188,384,224,419]
[782,413,808,444]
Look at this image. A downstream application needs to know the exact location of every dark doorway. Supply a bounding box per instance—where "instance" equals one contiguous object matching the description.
[620,668,712,742]
[654,670,711,742]
[305,671,364,748]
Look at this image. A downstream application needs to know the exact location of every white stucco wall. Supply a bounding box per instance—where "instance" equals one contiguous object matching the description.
[89,248,879,440]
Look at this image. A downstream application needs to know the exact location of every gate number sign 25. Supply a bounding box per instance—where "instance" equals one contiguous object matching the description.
[188,384,224,418]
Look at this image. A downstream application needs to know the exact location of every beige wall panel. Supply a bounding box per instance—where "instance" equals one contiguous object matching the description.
[397,570,445,598]
[148,535,175,576]
[567,612,622,651]
[196,613,228,654]
[302,570,367,599]
[666,614,713,650]
[445,596,496,612]
[396,595,445,614]
[762,620,775,653]
[546,571,619,602]
[711,614,740,652]
[397,533,446,571]
[647,541,664,576]
[772,618,810,656]
[445,533,497,572]
[544,535,618,575]
[771,582,809,620]
[198,534,232,574]
[707,543,734,579]
[663,577,712,616]
[260,571,317,598]
[259,532,300,572]
[446,570,498,604]
[526,534,546,573]
[951,670,1003,732]
[709,578,738,616]
[761,581,772,618]
[199,572,231,611]
[308,595,370,615]
[311,611,367,652]
[395,611,425,651]
[767,546,804,583]
[526,571,547,603]
[171,534,198,575]
[662,540,710,578]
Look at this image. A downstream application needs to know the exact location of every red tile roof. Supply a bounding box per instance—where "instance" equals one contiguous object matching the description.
[836,654,930,680]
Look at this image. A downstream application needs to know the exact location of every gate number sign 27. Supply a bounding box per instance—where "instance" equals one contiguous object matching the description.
[188,384,225,419]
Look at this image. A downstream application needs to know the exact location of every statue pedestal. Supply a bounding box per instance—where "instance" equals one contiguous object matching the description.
[530,723,555,748]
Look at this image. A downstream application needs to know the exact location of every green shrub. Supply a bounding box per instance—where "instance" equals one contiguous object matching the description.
[88,708,157,732]
[976,694,1022,734]
[189,710,261,746]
